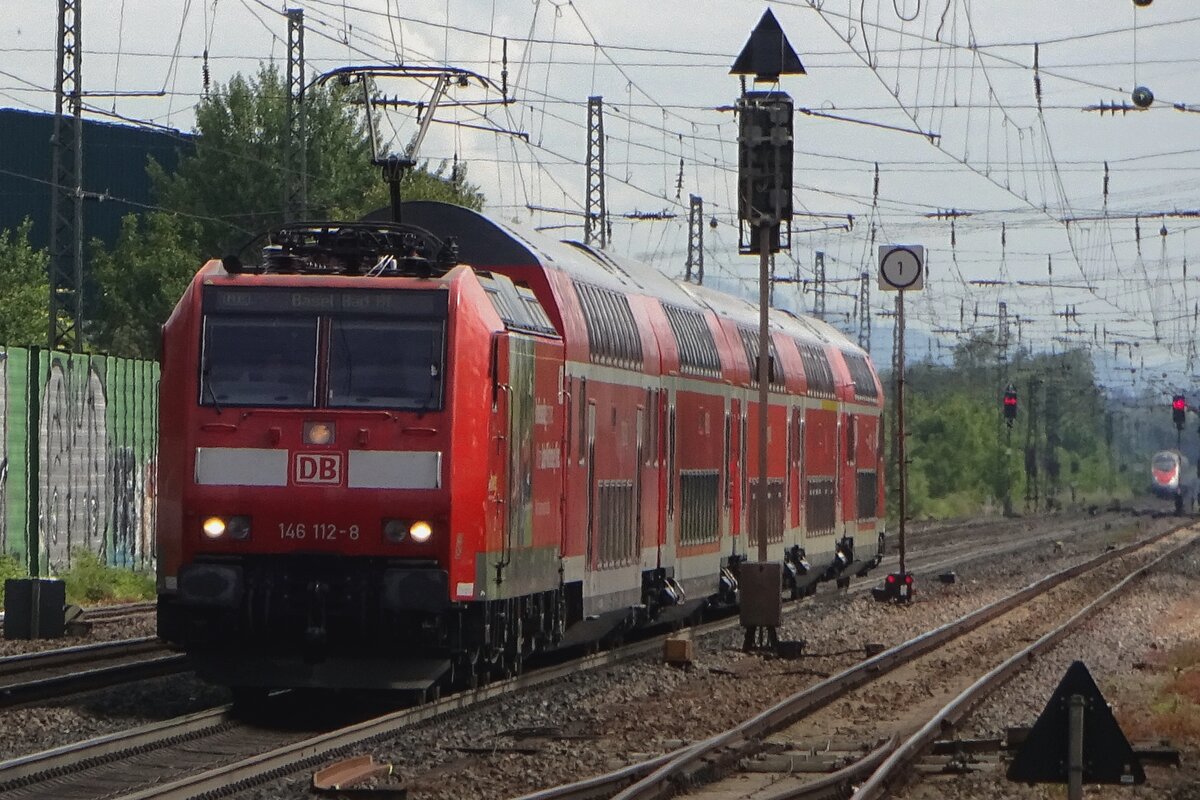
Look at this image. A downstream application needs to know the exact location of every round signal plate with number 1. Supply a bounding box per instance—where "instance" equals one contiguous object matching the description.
[880,246,923,290]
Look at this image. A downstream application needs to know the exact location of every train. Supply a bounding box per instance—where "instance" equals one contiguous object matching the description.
[155,200,886,694]
[1150,449,1195,514]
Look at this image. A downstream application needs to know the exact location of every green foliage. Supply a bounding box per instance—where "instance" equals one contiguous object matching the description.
[150,64,484,259]
[58,550,155,605]
[0,553,26,605]
[90,212,202,358]
[889,341,1134,521]
[0,220,50,347]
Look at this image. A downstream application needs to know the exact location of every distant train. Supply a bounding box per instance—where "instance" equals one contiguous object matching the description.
[155,200,886,695]
[1150,449,1195,514]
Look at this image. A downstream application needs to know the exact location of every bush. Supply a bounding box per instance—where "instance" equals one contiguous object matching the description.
[58,550,155,605]
[0,553,26,605]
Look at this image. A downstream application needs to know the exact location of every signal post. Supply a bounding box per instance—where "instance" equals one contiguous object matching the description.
[878,245,925,602]
[731,10,804,649]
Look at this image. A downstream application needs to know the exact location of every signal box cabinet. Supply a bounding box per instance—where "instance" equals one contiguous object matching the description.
[4,578,66,640]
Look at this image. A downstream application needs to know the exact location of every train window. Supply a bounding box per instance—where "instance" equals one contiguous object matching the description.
[806,478,837,533]
[842,352,878,399]
[737,327,784,388]
[662,304,721,376]
[573,281,644,368]
[516,285,557,335]
[856,471,877,520]
[680,470,720,545]
[200,317,317,408]
[327,319,445,410]
[796,342,836,397]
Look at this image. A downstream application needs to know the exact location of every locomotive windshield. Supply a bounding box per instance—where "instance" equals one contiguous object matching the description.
[329,319,444,409]
[199,286,448,411]
[202,318,318,407]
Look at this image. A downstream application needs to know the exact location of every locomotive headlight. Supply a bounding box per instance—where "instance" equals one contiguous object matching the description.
[409,520,433,543]
[304,421,335,445]
[202,517,227,539]
[382,518,434,543]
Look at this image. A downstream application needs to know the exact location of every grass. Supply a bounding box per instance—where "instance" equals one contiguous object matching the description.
[1116,639,1200,744]
[0,552,26,605]
[57,550,156,605]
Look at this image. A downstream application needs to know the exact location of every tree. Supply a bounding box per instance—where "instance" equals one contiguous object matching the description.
[90,212,201,359]
[151,64,484,259]
[0,221,50,347]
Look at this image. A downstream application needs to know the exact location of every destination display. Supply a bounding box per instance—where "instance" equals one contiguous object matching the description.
[202,286,448,316]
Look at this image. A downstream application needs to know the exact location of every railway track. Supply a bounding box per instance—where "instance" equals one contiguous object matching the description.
[515,521,1196,800]
[0,600,156,629]
[0,637,186,709]
[0,510,1162,799]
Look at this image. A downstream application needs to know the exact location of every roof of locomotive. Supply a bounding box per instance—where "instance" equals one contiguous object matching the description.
[384,201,866,358]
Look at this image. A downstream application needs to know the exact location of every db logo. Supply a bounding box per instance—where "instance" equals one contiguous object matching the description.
[293,453,343,485]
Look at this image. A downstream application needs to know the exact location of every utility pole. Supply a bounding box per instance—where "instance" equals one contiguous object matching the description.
[857,271,870,350]
[283,8,307,222]
[1025,377,1041,512]
[685,194,704,284]
[50,0,83,352]
[1044,381,1061,510]
[731,9,803,650]
[584,96,607,248]
[998,301,1013,516]
[814,250,826,320]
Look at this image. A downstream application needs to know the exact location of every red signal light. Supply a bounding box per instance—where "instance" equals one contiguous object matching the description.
[886,574,896,584]
[1003,395,1017,407]
[1174,396,1186,411]
[905,573,914,585]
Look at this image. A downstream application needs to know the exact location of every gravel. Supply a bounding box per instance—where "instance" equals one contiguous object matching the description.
[228,509,1184,800]
[2,508,1190,800]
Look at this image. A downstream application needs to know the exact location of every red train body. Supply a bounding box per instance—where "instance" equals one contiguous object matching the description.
[156,202,885,691]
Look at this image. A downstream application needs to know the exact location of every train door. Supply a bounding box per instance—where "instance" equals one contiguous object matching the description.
[667,394,677,542]
[585,401,597,567]
[506,338,536,554]
[729,398,742,541]
[843,414,857,538]
[791,405,804,530]
[833,409,843,533]
[740,403,749,539]
[635,405,645,556]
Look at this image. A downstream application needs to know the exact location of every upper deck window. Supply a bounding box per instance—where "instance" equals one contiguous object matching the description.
[737,326,785,389]
[663,304,721,377]
[796,341,836,397]
[199,286,447,410]
[842,352,879,400]
[572,281,644,369]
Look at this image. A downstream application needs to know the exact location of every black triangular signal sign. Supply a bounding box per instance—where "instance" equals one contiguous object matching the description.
[730,9,806,80]
[1007,661,1145,785]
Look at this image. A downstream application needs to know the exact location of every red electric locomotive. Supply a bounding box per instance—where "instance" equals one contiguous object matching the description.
[156,201,885,693]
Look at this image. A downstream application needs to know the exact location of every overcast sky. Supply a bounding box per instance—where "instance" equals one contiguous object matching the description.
[3,1,1198,394]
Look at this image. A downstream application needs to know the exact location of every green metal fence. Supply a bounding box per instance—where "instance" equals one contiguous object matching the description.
[0,347,158,575]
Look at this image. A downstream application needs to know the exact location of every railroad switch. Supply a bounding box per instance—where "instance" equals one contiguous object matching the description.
[871,571,914,603]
